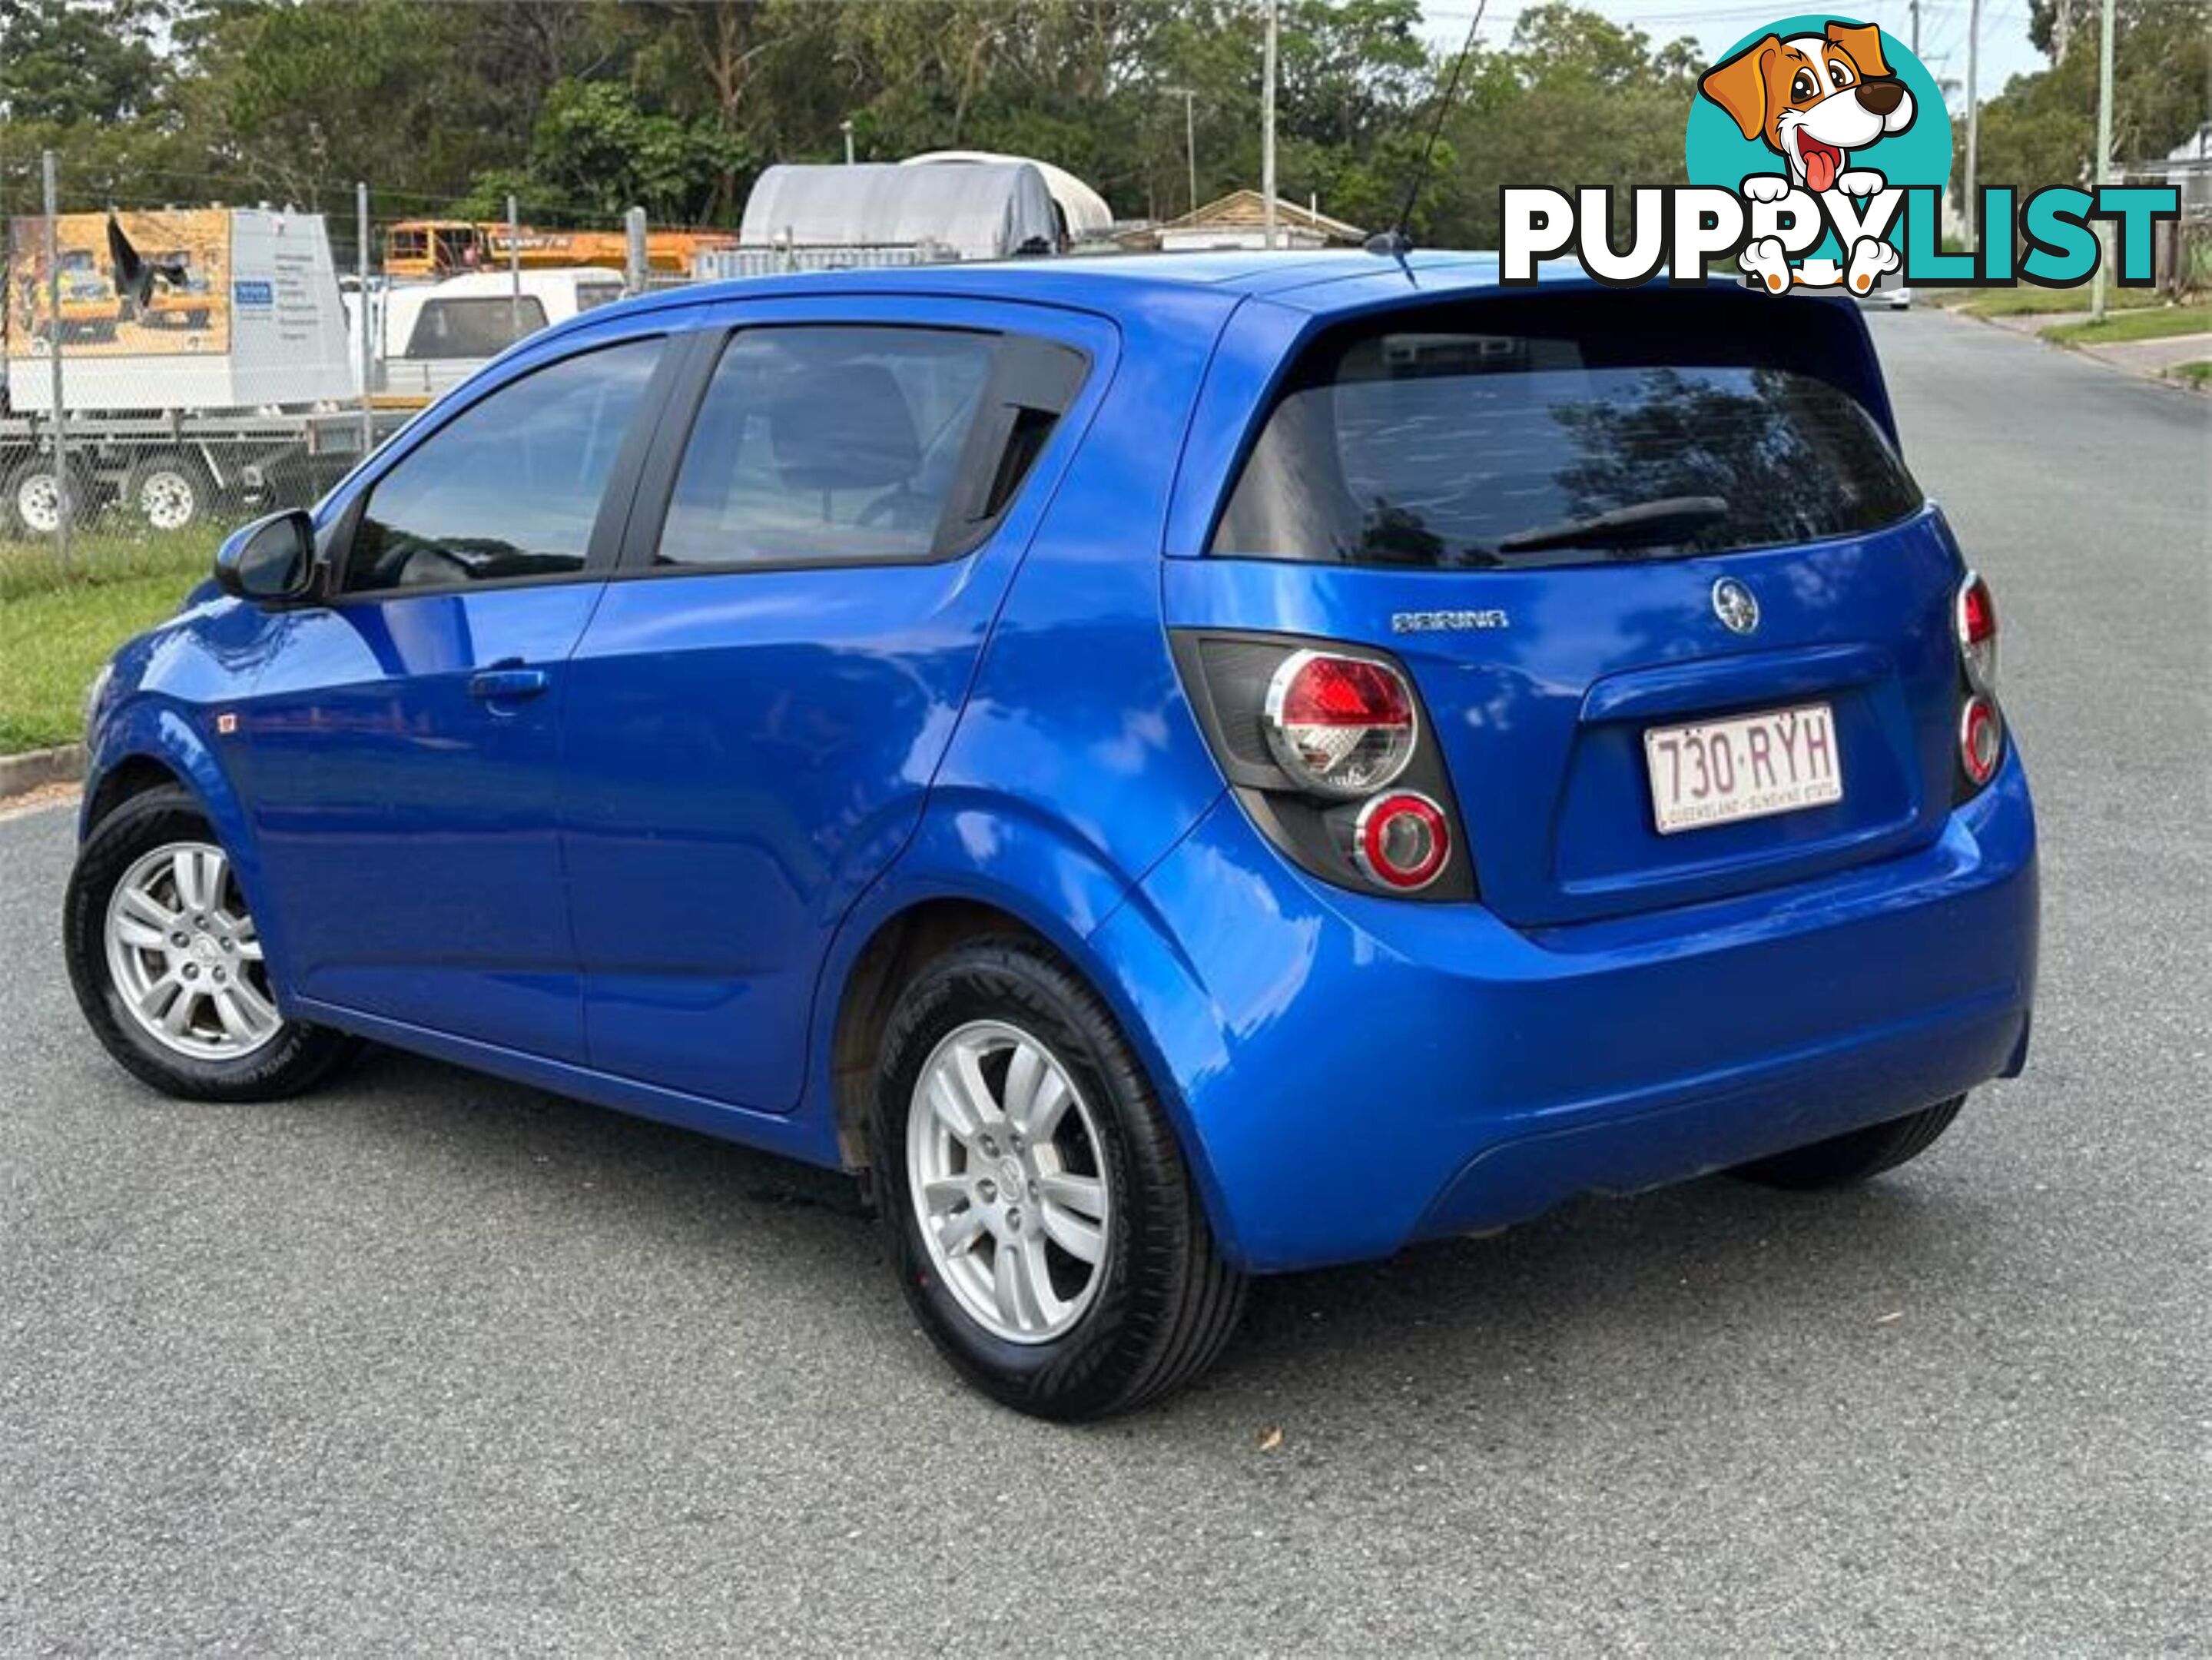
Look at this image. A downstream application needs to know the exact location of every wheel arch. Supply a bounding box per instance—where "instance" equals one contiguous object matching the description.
[811,792,1243,1260]
[78,703,292,989]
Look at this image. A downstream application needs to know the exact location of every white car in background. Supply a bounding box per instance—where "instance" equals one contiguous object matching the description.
[353,267,627,400]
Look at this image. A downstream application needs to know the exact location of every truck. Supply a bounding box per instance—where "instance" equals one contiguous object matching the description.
[2,208,408,536]
[381,217,735,281]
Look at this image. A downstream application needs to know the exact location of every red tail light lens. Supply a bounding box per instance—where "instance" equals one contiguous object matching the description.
[1960,693,2002,788]
[1352,792,1451,891]
[1955,571,1998,692]
[1263,650,1417,798]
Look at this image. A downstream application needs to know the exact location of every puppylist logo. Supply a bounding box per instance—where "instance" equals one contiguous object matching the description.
[1501,14,2180,294]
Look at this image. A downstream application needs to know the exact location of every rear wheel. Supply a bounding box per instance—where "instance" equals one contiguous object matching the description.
[871,938,1245,1419]
[1729,1095,1965,1190]
[123,453,215,532]
[64,785,360,1101]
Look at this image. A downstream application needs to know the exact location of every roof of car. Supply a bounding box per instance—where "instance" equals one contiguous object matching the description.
[619,248,1537,324]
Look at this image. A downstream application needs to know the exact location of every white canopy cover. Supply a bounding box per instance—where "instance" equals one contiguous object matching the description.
[900,151,1116,237]
[739,161,1062,261]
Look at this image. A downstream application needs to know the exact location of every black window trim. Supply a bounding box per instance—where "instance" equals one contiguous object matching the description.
[612,320,1091,581]
[320,330,685,607]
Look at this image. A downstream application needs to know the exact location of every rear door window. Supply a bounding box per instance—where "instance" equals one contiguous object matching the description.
[1211,294,1922,568]
[650,324,1084,569]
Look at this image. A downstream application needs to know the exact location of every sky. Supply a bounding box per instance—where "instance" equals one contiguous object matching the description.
[1418,0,2051,111]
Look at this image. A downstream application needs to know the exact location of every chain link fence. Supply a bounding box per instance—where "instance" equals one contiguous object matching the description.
[0,155,982,575]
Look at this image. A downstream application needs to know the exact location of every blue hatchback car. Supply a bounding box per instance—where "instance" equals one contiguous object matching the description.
[66,253,2037,1417]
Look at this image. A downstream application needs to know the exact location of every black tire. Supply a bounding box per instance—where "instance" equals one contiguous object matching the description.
[3,456,90,540]
[870,936,1247,1419]
[1729,1095,1966,1190]
[64,784,360,1102]
[122,452,216,533]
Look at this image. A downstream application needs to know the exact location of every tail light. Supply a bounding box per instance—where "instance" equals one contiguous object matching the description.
[1171,631,1473,901]
[1353,792,1451,891]
[1263,650,1417,797]
[1955,570,1998,692]
[1952,571,2005,798]
[1959,694,2002,788]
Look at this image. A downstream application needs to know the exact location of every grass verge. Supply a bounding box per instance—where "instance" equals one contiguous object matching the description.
[0,531,211,755]
[1956,285,2165,320]
[2038,303,2212,346]
[2167,360,2212,387]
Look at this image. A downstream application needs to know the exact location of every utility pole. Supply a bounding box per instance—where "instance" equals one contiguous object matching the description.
[625,205,648,297]
[41,150,70,568]
[1164,86,1199,216]
[2089,0,2117,320]
[1963,0,1982,253]
[1261,0,1279,250]
[356,181,373,458]
[506,193,522,340]
[1910,0,1920,55]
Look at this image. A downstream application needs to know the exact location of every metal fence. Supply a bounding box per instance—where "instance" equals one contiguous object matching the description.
[0,154,979,571]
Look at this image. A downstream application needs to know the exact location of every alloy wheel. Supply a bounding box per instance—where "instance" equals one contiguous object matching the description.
[104,841,280,1061]
[906,1018,1112,1344]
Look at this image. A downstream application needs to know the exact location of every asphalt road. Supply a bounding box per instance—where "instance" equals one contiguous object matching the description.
[3,310,2207,1655]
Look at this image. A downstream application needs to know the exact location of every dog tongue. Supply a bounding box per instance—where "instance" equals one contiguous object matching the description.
[1806,146,1839,192]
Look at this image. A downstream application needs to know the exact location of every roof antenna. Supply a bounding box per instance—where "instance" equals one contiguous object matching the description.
[1365,0,1489,260]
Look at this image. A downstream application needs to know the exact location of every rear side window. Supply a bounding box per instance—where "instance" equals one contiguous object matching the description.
[1211,294,1922,568]
[652,325,1084,569]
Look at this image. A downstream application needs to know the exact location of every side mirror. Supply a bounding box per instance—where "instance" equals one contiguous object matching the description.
[214,509,317,605]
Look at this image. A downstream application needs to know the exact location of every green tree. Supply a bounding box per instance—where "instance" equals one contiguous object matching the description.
[1976,0,2210,190]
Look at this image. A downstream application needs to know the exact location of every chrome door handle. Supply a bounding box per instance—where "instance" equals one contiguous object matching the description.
[468,666,549,702]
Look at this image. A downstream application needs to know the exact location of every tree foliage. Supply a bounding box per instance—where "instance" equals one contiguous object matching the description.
[2,0,2201,253]
[1976,0,2210,190]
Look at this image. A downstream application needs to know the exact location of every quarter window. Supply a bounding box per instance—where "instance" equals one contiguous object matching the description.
[343,337,662,594]
[654,327,1000,569]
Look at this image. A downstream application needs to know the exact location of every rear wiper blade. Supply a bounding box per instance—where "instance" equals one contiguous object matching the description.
[1497,495,1729,555]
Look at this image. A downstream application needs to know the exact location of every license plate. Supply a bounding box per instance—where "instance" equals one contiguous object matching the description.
[1643,702,1843,835]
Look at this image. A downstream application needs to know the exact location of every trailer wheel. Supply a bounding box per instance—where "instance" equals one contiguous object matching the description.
[3,457,91,540]
[124,453,216,533]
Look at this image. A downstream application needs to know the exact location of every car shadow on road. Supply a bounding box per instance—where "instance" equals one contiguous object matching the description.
[319,1045,1992,1422]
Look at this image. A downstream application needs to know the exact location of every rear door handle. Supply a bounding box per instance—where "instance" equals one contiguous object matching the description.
[468,666,549,702]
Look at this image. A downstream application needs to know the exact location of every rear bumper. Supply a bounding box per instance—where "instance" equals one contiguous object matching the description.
[1093,749,2038,1273]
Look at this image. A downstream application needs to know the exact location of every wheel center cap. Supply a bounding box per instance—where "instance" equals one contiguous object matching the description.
[190,935,222,964]
[998,1157,1025,1194]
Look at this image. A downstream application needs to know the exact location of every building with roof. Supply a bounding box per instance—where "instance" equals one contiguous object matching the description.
[1116,190,1366,253]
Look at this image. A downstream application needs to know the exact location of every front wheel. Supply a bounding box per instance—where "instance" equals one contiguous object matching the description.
[871,938,1246,1419]
[64,784,360,1101]
[1729,1095,1966,1190]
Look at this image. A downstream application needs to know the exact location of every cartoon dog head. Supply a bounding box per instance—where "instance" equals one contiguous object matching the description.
[1700,22,1915,192]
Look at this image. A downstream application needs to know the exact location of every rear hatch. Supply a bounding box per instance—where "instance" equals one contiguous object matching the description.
[1167,284,1967,929]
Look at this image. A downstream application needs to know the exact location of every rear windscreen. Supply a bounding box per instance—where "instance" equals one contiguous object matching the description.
[1209,294,1922,568]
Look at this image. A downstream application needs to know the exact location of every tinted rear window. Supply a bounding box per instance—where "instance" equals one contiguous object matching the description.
[405,296,549,359]
[1210,294,1922,568]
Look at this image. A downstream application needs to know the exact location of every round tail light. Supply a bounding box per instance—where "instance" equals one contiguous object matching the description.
[1263,650,1417,798]
[1956,571,1998,692]
[1960,693,2002,788]
[1352,792,1451,891]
